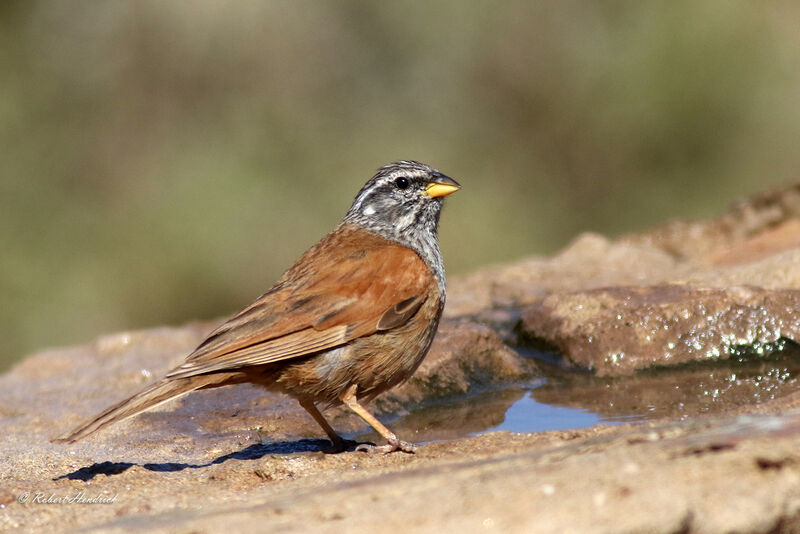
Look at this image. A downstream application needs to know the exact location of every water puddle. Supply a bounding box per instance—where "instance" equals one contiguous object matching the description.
[484,391,645,434]
[356,343,800,444]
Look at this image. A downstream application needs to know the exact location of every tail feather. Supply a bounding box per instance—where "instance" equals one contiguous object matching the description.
[52,376,212,444]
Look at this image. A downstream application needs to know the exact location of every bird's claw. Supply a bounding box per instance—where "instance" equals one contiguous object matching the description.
[355,439,417,454]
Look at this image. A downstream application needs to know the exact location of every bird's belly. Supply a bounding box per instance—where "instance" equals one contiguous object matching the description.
[274,314,440,406]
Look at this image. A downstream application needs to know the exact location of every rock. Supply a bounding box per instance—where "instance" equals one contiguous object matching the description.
[529,345,800,420]
[623,181,800,263]
[6,408,800,533]
[444,233,683,317]
[518,285,800,375]
[499,182,800,377]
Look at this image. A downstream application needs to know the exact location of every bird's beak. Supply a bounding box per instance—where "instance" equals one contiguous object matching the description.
[424,174,461,198]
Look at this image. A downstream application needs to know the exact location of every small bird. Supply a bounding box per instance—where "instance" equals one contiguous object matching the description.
[53,161,460,453]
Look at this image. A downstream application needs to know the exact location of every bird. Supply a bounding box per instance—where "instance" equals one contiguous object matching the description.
[53,161,460,453]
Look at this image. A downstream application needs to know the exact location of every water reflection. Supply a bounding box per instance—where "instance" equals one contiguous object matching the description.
[357,344,800,442]
[355,386,530,444]
[532,344,800,421]
[485,392,644,434]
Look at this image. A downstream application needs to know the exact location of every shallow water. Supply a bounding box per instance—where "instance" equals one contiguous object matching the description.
[484,391,645,434]
[357,343,800,443]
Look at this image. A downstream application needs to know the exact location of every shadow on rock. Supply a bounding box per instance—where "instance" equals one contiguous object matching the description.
[54,438,335,481]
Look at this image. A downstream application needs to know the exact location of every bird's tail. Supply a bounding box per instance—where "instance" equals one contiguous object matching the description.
[52,375,219,444]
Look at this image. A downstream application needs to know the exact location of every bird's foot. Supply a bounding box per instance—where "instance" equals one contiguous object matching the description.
[355,438,417,454]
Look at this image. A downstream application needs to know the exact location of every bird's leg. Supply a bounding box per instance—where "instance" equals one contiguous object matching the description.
[298,399,354,453]
[339,384,417,454]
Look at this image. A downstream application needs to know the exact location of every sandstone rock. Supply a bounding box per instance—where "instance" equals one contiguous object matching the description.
[624,181,800,263]
[530,345,800,420]
[444,233,684,317]
[518,285,800,375]
[498,182,800,377]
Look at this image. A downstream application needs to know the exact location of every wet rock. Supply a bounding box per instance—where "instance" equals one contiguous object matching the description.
[518,285,800,376]
[374,387,528,442]
[530,346,800,421]
[468,182,800,378]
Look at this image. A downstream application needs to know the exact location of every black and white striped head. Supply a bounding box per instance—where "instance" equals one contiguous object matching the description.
[344,161,460,243]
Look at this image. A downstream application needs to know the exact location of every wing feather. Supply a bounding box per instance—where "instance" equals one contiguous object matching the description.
[167,325,348,378]
[166,224,434,379]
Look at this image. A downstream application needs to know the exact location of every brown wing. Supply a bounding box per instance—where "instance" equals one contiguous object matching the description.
[166,224,433,379]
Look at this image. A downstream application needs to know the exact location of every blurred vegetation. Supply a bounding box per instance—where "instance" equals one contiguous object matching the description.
[3,1,800,369]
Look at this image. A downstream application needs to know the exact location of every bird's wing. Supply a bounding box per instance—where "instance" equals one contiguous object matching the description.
[166,226,433,379]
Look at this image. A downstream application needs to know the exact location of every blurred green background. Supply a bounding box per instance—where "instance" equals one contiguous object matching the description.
[3,1,800,370]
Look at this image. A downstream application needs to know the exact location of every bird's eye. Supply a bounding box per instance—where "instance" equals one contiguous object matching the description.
[394,177,410,190]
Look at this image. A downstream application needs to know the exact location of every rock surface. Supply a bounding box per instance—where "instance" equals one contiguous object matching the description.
[3,182,800,533]
[519,285,800,375]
